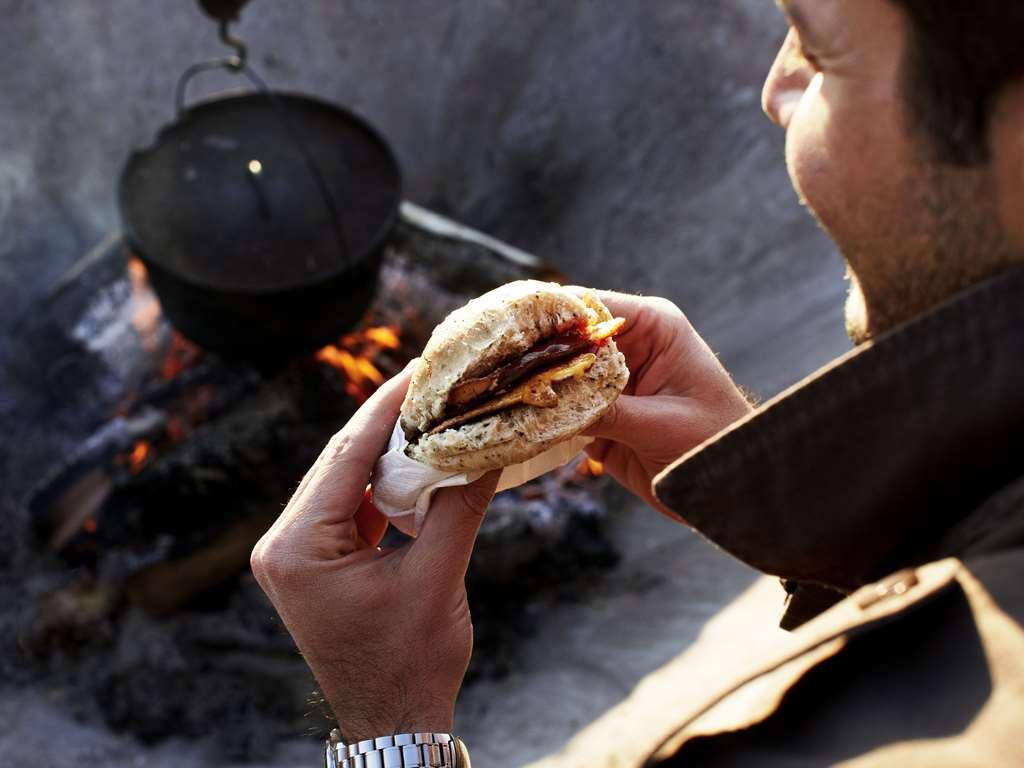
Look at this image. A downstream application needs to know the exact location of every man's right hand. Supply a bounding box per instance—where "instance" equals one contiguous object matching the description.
[579,290,754,517]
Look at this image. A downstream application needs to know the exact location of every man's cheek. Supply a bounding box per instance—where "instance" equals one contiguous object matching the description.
[784,115,837,226]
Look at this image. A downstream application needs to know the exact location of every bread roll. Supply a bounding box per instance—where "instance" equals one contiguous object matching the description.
[400,280,629,472]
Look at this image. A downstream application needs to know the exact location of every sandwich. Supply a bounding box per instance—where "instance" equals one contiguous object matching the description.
[400,280,629,472]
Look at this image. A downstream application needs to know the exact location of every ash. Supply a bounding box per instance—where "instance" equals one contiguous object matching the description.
[0,207,620,765]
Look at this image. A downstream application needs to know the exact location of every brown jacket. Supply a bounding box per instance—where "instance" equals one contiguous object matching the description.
[539,268,1024,767]
[646,267,1024,766]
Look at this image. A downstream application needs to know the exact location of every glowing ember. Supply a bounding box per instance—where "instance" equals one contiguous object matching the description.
[161,333,202,381]
[123,440,152,474]
[180,384,214,428]
[166,417,187,443]
[316,325,403,403]
[82,518,98,534]
[577,457,605,477]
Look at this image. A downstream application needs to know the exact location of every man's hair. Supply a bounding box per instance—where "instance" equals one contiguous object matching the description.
[891,1,1024,165]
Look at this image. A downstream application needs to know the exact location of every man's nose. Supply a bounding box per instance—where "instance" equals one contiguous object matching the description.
[762,31,813,129]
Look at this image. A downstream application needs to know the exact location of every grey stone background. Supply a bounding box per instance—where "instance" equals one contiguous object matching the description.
[0,1,852,766]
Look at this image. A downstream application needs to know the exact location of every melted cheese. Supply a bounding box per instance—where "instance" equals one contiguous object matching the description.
[589,317,626,342]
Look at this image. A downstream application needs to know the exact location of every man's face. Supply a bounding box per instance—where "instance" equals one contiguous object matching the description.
[762,0,1015,343]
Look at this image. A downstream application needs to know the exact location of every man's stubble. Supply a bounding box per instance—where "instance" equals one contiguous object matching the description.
[826,158,1017,345]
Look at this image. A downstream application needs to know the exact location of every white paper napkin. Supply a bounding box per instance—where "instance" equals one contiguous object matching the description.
[372,421,592,536]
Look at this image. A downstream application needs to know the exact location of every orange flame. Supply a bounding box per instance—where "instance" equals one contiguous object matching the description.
[127,257,163,353]
[363,325,401,349]
[127,256,147,282]
[577,457,605,477]
[317,347,363,381]
[316,325,402,403]
[355,357,385,386]
[126,256,203,378]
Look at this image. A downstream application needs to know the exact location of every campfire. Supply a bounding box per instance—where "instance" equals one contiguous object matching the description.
[110,256,407,497]
[8,210,620,761]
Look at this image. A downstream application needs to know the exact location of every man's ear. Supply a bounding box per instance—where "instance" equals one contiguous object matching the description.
[991,75,1024,254]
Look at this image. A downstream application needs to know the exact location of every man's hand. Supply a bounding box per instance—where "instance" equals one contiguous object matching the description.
[579,290,754,516]
[250,365,499,742]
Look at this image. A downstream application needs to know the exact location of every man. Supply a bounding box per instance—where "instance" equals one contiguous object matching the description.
[251,0,1024,764]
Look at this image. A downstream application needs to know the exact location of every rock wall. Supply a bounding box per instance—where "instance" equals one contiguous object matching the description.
[0,0,850,397]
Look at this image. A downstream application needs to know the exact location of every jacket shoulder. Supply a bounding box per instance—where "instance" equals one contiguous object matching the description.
[647,551,1024,766]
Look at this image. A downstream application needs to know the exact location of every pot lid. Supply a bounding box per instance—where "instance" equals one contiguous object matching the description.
[119,92,401,294]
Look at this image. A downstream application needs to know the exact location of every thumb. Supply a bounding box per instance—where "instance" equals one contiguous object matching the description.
[408,470,501,582]
[584,394,669,446]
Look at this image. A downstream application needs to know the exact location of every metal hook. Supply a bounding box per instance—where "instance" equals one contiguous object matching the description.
[219,20,247,71]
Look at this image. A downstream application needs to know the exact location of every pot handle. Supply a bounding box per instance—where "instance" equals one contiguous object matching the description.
[174,59,271,117]
[175,17,252,116]
[172,50,351,266]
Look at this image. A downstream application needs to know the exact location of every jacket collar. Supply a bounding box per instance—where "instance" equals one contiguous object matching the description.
[653,267,1024,593]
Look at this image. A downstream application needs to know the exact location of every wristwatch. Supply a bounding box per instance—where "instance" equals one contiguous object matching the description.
[324,730,470,768]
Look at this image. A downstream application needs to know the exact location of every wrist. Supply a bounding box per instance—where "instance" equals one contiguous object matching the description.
[322,677,456,744]
[330,703,454,746]
[338,720,453,748]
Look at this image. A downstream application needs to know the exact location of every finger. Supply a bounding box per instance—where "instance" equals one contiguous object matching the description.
[406,470,501,584]
[583,394,675,445]
[284,362,416,529]
[564,286,685,330]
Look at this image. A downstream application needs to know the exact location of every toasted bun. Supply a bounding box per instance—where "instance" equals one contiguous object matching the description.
[400,281,628,472]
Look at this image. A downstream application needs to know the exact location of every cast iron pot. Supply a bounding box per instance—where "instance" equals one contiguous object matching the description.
[119,66,401,365]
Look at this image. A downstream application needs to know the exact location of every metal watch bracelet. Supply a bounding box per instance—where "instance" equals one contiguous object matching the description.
[324,730,469,768]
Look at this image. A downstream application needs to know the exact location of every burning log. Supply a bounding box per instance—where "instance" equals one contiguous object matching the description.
[46,468,113,551]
